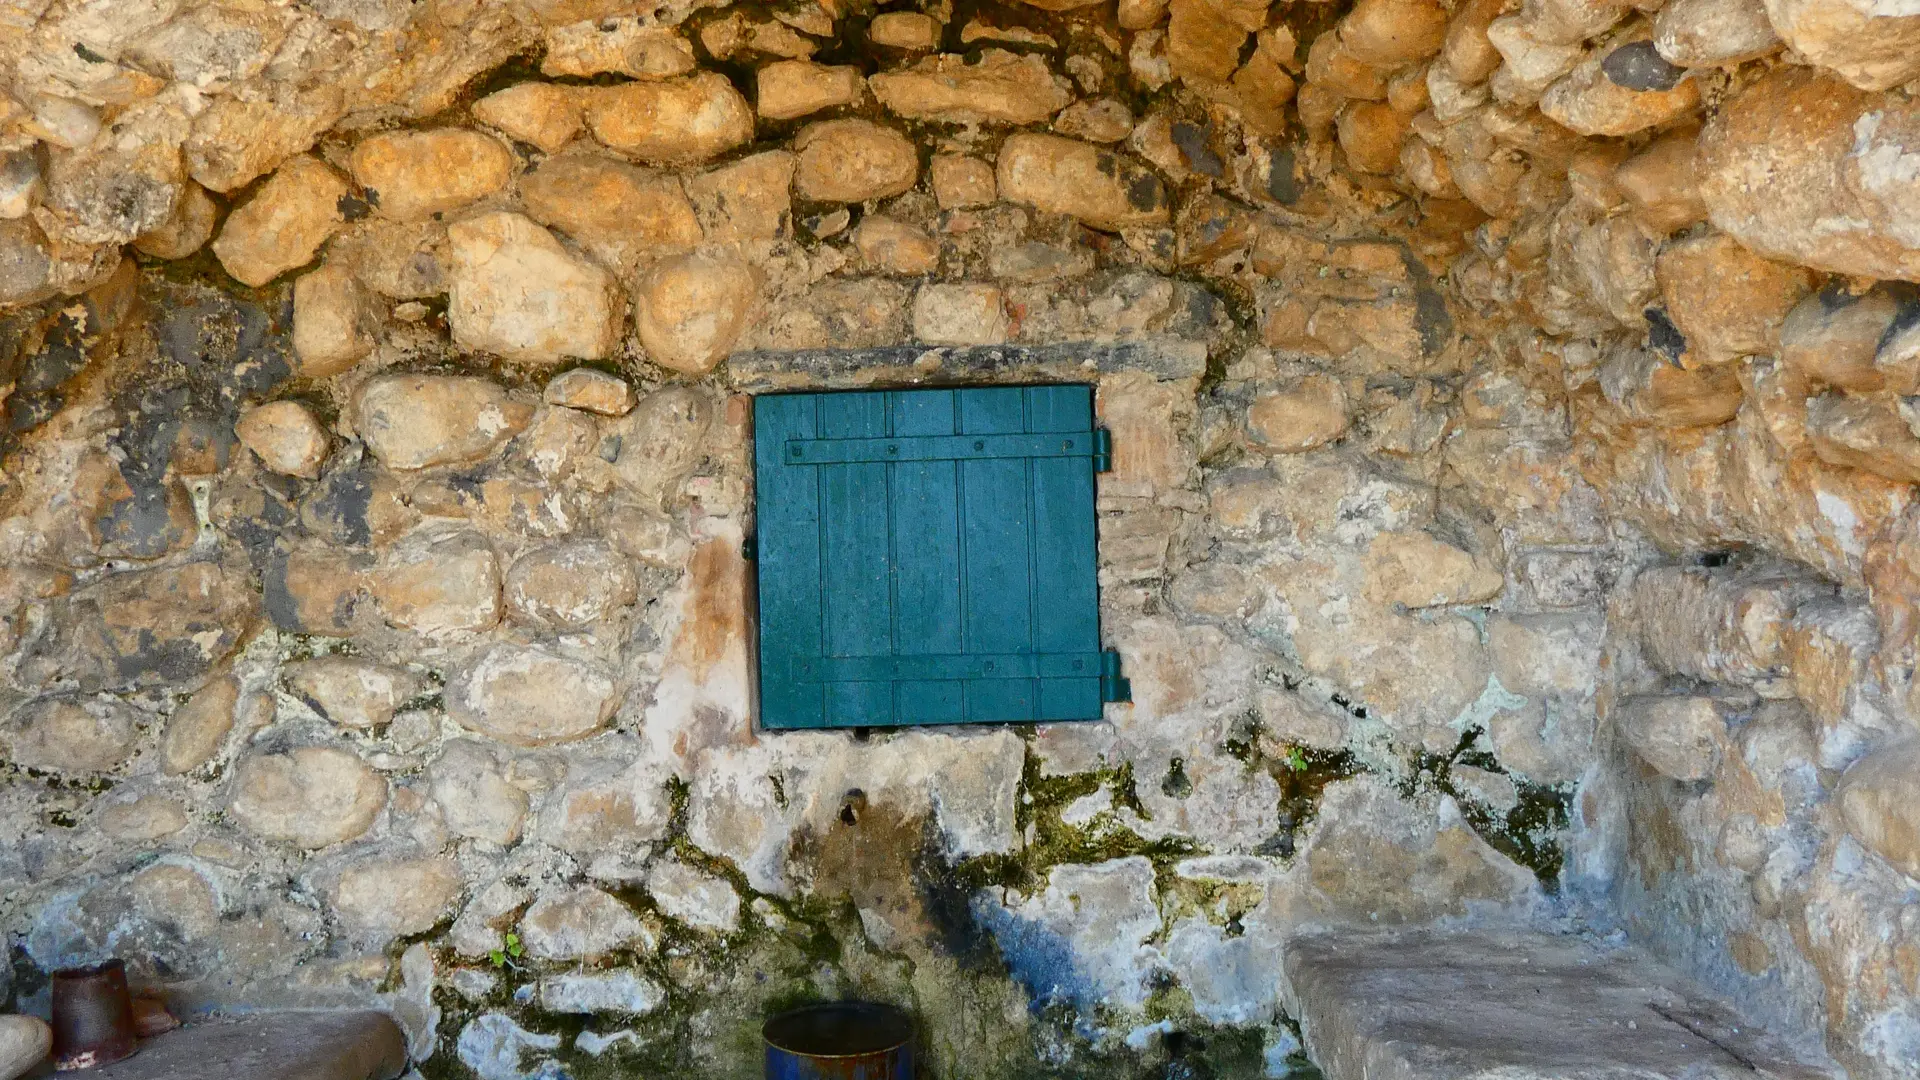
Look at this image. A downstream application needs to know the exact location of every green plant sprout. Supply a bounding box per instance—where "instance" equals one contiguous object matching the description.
[487,932,524,969]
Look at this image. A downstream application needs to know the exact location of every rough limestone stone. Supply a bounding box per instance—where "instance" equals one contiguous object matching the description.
[211,155,349,287]
[457,1013,560,1080]
[448,644,617,746]
[1598,344,1742,427]
[611,387,715,506]
[1654,233,1815,365]
[1761,0,1920,91]
[1613,130,1706,235]
[0,150,42,221]
[792,120,920,202]
[1284,929,1839,1080]
[236,401,330,479]
[852,216,940,275]
[870,11,942,48]
[536,748,673,853]
[1697,68,1920,282]
[633,253,760,375]
[1339,0,1449,66]
[931,154,997,209]
[373,527,503,634]
[517,155,701,271]
[504,541,638,629]
[1246,376,1350,453]
[429,740,529,845]
[544,369,634,415]
[1539,44,1699,137]
[1617,694,1725,780]
[1780,285,1902,392]
[41,137,184,247]
[1805,394,1920,484]
[1305,776,1536,922]
[0,1016,51,1080]
[869,50,1073,125]
[1488,612,1603,700]
[1335,102,1408,175]
[349,129,513,222]
[1653,0,1779,67]
[1306,32,1391,100]
[133,180,217,260]
[335,856,464,941]
[351,375,534,470]
[6,698,134,774]
[161,676,241,776]
[41,562,259,693]
[520,886,651,959]
[446,212,623,364]
[292,262,378,377]
[182,95,341,195]
[1835,740,1920,881]
[286,656,428,728]
[543,20,695,79]
[539,971,665,1015]
[1362,531,1504,608]
[1166,0,1262,83]
[912,283,1009,345]
[229,747,388,848]
[96,793,189,841]
[1055,98,1137,143]
[1484,17,1584,103]
[472,82,584,154]
[581,75,754,165]
[975,858,1163,1009]
[684,151,794,246]
[646,858,741,932]
[996,134,1170,231]
[331,218,449,300]
[758,60,865,120]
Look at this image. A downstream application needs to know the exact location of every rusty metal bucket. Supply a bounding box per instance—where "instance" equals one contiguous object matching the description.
[50,960,138,1070]
[764,1002,914,1080]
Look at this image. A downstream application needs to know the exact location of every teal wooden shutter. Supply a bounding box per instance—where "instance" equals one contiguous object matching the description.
[753,385,1128,729]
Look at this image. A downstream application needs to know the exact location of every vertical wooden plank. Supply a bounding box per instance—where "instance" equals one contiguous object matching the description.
[1028,385,1103,719]
[753,394,824,728]
[890,390,965,723]
[958,386,1036,722]
[817,392,894,726]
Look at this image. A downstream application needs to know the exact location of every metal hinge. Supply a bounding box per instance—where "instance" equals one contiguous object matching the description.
[1092,428,1113,473]
[741,532,757,561]
[1100,650,1130,703]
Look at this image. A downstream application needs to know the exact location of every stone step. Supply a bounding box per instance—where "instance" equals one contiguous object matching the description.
[79,1011,406,1080]
[1282,929,1840,1080]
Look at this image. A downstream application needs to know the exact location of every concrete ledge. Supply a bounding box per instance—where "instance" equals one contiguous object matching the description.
[1283,929,1840,1080]
[82,1011,406,1080]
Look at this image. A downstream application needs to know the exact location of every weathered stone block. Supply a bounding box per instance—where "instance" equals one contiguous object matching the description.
[229,747,388,848]
[447,643,618,746]
[1616,694,1726,780]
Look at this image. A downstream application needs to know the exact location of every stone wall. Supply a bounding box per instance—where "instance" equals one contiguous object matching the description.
[0,0,1917,1076]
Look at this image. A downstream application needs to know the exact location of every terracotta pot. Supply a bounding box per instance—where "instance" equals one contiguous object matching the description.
[50,960,138,1070]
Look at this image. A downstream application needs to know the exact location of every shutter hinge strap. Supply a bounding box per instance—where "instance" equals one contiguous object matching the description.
[1092,428,1113,473]
[1100,650,1130,703]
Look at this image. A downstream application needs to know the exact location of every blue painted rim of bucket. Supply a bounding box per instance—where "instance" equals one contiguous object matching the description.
[762,1002,915,1058]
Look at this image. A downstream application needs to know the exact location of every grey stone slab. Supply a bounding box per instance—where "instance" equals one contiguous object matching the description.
[82,1011,406,1080]
[727,340,1208,390]
[1282,929,1840,1080]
